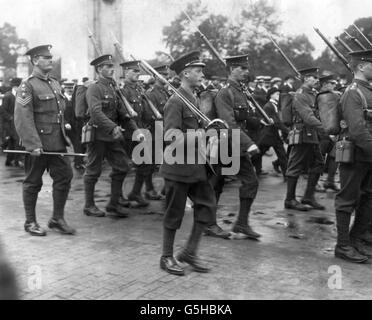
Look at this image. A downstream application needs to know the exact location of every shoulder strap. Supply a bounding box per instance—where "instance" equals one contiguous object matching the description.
[355,87,368,111]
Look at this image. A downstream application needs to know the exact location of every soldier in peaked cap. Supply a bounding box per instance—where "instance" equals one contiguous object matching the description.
[257,86,289,180]
[147,64,170,116]
[207,54,262,240]
[14,45,75,236]
[284,67,326,212]
[120,60,162,205]
[83,54,137,218]
[334,50,372,263]
[159,51,216,276]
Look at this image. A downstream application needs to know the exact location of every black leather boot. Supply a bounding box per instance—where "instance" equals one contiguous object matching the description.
[301,173,325,210]
[84,180,105,217]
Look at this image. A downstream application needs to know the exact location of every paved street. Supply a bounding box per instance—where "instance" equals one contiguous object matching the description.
[0,151,371,300]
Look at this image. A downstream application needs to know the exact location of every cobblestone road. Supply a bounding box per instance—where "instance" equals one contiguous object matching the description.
[0,152,371,300]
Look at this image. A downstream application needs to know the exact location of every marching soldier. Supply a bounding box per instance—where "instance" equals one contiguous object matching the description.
[146,65,170,117]
[257,87,289,179]
[284,67,325,211]
[334,50,372,263]
[14,45,75,236]
[160,51,216,276]
[83,54,136,218]
[120,61,160,204]
[209,54,262,240]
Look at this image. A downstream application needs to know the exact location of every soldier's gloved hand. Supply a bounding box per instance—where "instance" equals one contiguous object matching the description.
[247,144,260,157]
[112,126,124,141]
[31,148,43,157]
[65,123,72,130]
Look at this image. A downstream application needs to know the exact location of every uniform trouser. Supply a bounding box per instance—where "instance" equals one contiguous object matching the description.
[23,153,73,222]
[163,179,216,230]
[84,140,130,183]
[335,162,372,244]
[286,143,324,178]
[260,142,288,175]
[84,140,130,205]
[209,156,259,225]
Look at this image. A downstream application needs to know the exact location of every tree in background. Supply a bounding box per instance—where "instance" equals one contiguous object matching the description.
[0,22,28,82]
[162,0,315,79]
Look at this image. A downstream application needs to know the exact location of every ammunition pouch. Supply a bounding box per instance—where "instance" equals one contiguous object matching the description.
[81,123,96,144]
[288,123,303,145]
[335,138,354,164]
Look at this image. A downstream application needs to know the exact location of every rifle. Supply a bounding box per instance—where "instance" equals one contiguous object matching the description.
[352,24,372,48]
[111,33,162,120]
[182,12,271,123]
[268,35,301,80]
[314,27,352,73]
[136,58,229,130]
[87,27,102,56]
[183,10,227,68]
[344,30,367,50]
[335,36,353,53]
[87,30,137,118]
[3,150,86,157]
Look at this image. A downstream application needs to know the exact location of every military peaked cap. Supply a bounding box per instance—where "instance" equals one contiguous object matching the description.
[120,60,141,71]
[90,54,114,67]
[298,67,319,77]
[319,73,337,84]
[154,64,169,75]
[170,51,205,75]
[25,45,52,58]
[225,54,249,67]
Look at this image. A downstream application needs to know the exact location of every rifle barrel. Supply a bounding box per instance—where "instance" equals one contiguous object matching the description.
[183,10,226,67]
[268,35,301,79]
[353,24,372,48]
[335,36,353,53]
[314,27,352,73]
[344,30,367,50]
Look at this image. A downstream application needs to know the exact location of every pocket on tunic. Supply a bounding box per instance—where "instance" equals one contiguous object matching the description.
[36,124,53,135]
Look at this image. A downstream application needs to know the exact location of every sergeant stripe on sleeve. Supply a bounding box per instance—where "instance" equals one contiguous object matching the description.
[16,96,32,106]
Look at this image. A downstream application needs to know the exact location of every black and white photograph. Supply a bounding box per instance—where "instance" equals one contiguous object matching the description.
[0,0,372,306]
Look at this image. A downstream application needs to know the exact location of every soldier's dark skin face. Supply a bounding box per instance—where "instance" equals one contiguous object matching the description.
[98,64,115,79]
[34,56,53,73]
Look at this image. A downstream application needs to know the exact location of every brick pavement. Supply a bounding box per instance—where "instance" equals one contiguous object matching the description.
[0,153,372,300]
